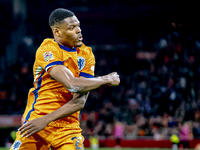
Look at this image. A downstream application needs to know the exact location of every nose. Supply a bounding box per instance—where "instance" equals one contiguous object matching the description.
[76,27,81,34]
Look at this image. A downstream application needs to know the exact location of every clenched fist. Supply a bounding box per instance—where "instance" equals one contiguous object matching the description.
[107,72,120,86]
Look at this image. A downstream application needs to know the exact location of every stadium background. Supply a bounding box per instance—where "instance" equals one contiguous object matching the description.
[0,0,200,149]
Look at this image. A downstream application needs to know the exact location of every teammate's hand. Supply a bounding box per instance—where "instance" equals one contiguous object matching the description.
[18,117,49,138]
[107,72,120,86]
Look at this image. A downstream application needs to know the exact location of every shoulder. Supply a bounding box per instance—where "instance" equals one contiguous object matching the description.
[77,43,93,54]
[39,38,59,50]
[36,38,60,55]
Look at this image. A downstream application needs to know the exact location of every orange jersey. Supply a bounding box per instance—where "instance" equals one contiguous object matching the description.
[24,38,95,128]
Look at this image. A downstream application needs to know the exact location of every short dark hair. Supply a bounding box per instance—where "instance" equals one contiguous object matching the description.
[49,8,75,27]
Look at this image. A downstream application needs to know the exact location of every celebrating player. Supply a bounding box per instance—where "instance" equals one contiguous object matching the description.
[10,8,120,150]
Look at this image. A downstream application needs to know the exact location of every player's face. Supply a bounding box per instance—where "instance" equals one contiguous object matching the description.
[59,16,82,48]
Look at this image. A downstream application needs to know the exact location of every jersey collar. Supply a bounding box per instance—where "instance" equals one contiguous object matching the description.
[58,44,77,52]
[54,40,77,52]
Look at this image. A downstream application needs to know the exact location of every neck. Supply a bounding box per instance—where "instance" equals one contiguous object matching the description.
[54,37,74,49]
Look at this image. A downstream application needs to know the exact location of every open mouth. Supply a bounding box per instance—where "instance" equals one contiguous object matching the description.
[78,34,83,41]
[79,36,83,41]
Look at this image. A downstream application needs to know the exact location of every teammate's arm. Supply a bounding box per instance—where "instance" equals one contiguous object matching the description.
[18,92,88,137]
[49,65,120,93]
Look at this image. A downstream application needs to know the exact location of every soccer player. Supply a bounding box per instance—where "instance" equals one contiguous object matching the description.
[10,8,120,150]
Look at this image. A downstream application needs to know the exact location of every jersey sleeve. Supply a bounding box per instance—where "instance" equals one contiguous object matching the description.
[35,42,63,73]
[79,47,95,78]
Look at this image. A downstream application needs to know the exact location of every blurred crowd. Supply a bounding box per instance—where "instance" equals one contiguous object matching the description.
[77,19,200,140]
[80,32,200,140]
[0,0,200,144]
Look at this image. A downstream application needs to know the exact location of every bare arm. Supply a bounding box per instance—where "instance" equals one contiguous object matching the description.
[42,92,89,121]
[18,66,120,137]
[49,65,120,93]
[18,92,88,137]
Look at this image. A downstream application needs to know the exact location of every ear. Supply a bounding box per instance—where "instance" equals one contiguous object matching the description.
[53,28,61,37]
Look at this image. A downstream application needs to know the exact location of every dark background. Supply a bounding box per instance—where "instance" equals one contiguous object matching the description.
[1,0,200,147]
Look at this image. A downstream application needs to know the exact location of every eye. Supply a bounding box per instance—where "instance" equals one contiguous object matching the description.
[71,26,75,30]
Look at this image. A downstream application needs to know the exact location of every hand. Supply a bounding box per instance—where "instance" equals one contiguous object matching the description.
[107,72,120,86]
[72,93,81,99]
[18,116,49,138]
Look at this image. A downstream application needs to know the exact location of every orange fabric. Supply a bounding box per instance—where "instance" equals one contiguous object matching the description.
[23,38,95,128]
[77,44,95,77]
[10,126,84,150]
[22,87,35,124]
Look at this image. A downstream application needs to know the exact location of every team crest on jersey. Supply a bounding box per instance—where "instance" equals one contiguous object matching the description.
[78,56,85,71]
[12,140,21,150]
[43,51,55,62]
